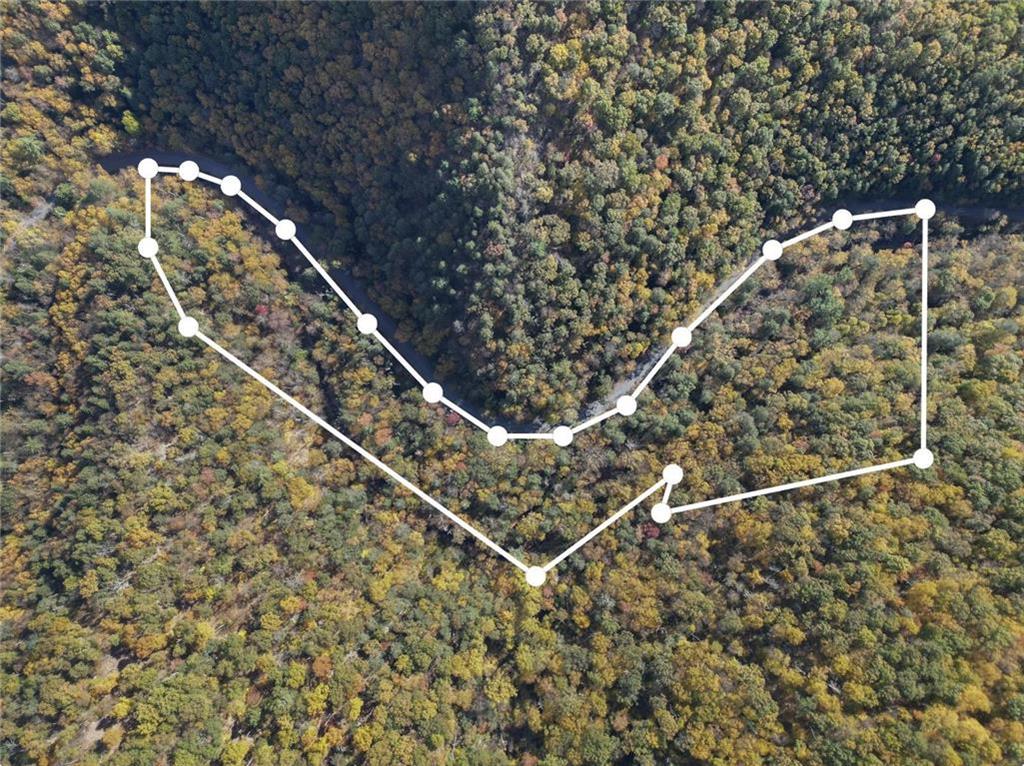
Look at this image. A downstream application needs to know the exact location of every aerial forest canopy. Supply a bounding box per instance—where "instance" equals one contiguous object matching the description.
[108,0,1022,420]
[2,2,1023,765]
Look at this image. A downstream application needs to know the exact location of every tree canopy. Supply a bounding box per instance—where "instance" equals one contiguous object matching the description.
[2,2,1023,765]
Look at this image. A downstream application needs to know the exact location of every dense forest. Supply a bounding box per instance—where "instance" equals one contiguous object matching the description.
[2,2,1023,765]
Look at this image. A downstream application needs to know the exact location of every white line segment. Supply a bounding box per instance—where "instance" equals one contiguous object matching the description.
[632,344,678,397]
[687,256,768,333]
[147,161,924,436]
[290,238,362,318]
[781,221,833,248]
[921,218,929,449]
[151,256,185,319]
[439,396,490,433]
[572,408,618,434]
[237,191,279,226]
[669,458,916,515]
[543,480,666,571]
[371,329,429,388]
[194,328,530,572]
[851,208,916,222]
[144,177,151,238]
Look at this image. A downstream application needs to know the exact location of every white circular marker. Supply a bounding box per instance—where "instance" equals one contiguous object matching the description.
[763,239,783,260]
[662,463,684,484]
[651,503,671,524]
[275,219,296,240]
[178,161,199,181]
[177,316,198,338]
[832,209,853,230]
[672,326,692,348]
[137,237,158,258]
[356,313,377,334]
[616,395,637,416]
[487,426,508,446]
[220,175,241,196]
[913,448,934,469]
[525,567,546,587]
[137,158,158,179]
[423,382,443,404]
[553,426,574,446]
[915,199,936,220]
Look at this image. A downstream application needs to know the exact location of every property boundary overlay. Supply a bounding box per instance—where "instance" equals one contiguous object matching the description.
[133,157,936,586]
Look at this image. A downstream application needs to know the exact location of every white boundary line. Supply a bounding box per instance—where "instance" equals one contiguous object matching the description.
[151,257,185,319]
[144,177,151,238]
[669,458,916,515]
[542,480,666,572]
[440,396,490,433]
[852,208,916,222]
[921,218,929,450]
[688,255,770,334]
[572,408,618,434]
[782,221,834,248]
[133,158,937,584]
[237,191,279,226]
[292,238,361,318]
[371,329,429,388]
[194,329,530,572]
[632,345,678,397]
